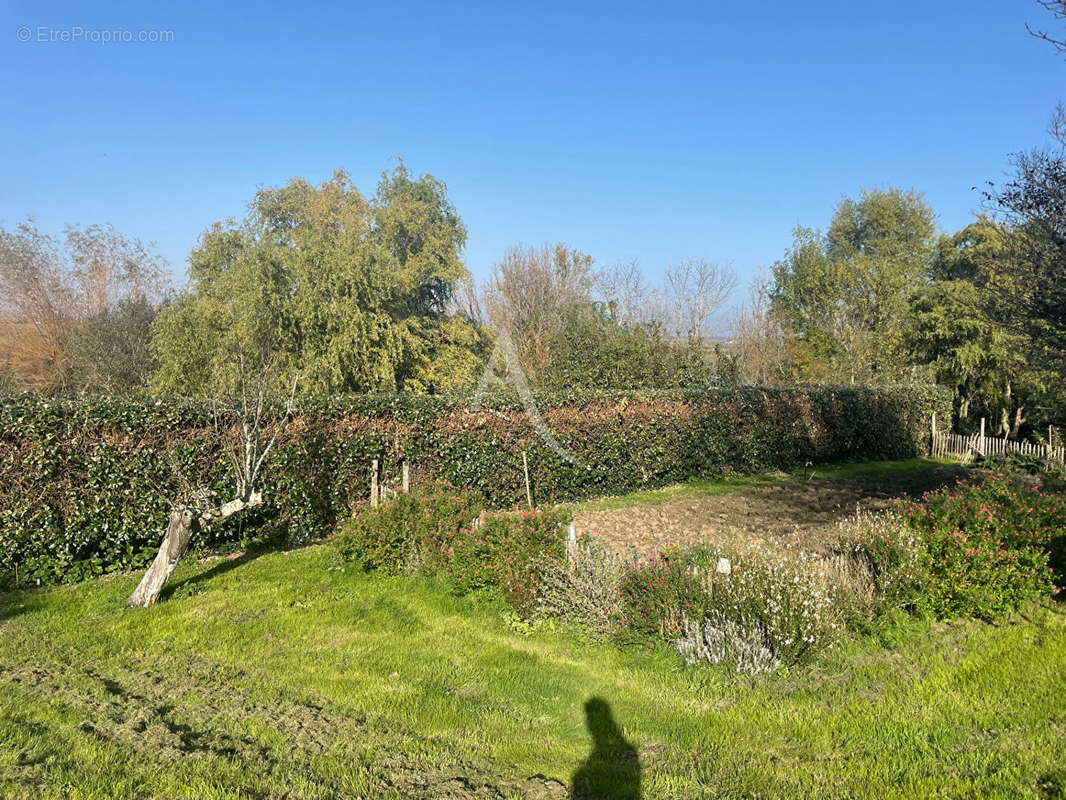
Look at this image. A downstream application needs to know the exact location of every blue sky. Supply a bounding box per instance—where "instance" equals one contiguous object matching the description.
[1,0,1063,294]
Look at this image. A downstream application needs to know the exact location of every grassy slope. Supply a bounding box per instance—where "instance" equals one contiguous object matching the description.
[1,542,1065,799]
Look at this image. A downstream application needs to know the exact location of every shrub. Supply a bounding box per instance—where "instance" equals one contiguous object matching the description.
[333,483,482,574]
[0,384,950,587]
[619,550,709,639]
[612,545,842,671]
[336,487,569,608]
[704,546,844,668]
[442,507,569,608]
[535,537,627,638]
[893,474,1061,620]
[972,451,1062,478]
[844,474,1062,622]
[835,511,927,616]
[675,612,782,675]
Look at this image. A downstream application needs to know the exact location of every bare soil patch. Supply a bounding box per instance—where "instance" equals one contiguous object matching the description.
[573,466,967,556]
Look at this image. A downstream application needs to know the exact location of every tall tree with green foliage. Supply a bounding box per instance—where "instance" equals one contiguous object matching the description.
[150,165,484,396]
[909,217,1031,424]
[769,188,938,383]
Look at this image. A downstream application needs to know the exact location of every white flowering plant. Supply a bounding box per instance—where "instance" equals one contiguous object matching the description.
[677,545,845,672]
[834,510,929,615]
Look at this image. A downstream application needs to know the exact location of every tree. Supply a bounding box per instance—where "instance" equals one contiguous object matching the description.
[987,148,1066,368]
[909,218,1031,425]
[1028,1,1066,55]
[66,295,162,394]
[150,164,475,397]
[534,302,727,392]
[482,243,596,377]
[663,258,737,342]
[128,345,298,607]
[597,260,653,327]
[770,188,937,383]
[0,223,73,390]
[730,274,796,386]
[0,221,170,392]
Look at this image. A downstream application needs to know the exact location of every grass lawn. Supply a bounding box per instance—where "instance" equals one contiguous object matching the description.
[1,540,1065,799]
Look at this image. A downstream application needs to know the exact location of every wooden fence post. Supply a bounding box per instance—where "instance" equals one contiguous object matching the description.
[931,413,937,457]
[402,461,410,494]
[522,450,533,509]
[371,459,379,508]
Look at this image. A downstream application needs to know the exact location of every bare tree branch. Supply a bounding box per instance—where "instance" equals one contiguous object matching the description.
[664,258,738,342]
[129,344,300,607]
[1028,0,1066,55]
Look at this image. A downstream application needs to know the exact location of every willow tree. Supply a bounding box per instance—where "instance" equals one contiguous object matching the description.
[150,164,483,396]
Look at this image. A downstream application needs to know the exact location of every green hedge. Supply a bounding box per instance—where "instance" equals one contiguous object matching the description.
[0,385,950,587]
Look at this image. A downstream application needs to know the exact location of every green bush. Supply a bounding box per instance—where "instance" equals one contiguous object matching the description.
[0,384,950,587]
[441,508,569,608]
[534,537,628,638]
[838,511,928,615]
[619,550,709,639]
[335,490,567,607]
[894,474,1061,620]
[333,483,482,574]
[846,474,1062,622]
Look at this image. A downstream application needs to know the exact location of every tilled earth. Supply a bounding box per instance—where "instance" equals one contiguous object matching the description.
[573,466,968,556]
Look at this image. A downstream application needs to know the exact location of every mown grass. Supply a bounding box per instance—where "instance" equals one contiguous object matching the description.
[565,457,961,513]
[1,540,1064,799]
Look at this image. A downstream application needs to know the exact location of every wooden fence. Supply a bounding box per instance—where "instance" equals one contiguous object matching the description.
[930,415,1065,466]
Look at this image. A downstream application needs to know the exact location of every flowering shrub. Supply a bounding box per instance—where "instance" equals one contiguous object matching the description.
[891,474,1061,620]
[619,551,709,638]
[333,483,482,574]
[442,508,569,608]
[835,511,927,615]
[704,546,844,668]
[842,474,1062,622]
[535,537,627,638]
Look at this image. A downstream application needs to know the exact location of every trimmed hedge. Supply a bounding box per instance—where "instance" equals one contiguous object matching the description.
[0,385,950,587]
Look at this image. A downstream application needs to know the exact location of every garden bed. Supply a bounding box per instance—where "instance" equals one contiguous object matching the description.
[572,465,967,556]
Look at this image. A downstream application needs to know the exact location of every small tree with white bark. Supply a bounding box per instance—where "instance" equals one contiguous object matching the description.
[128,348,297,608]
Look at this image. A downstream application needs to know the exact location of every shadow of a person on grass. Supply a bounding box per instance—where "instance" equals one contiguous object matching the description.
[570,697,641,799]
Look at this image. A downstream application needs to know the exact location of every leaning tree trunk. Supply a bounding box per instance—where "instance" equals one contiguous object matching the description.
[128,492,262,608]
[128,506,197,608]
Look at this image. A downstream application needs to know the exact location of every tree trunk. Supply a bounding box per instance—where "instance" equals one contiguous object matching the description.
[128,506,197,608]
[128,492,262,608]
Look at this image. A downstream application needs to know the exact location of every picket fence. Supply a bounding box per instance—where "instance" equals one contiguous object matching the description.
[930,415,1065,467]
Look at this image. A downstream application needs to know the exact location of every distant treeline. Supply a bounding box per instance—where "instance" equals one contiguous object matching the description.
[2,133,1064,441]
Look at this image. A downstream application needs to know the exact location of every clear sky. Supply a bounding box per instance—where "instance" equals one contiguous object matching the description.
[2,0,1063,293]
